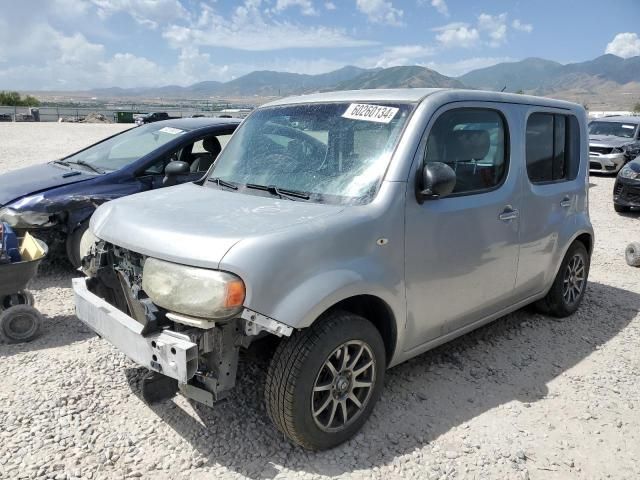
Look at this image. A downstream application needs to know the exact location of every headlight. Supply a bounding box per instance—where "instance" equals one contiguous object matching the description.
[0,207,53,228]
[142,257,245,319]
[611,147,623,154]
[619,165,640,180]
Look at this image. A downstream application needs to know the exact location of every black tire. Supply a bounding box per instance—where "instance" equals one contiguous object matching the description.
[625,242,640,267]
[0,290,35,311]
[535,241,590,317]
[614,203,631,213]
[66,221,89,269]
[265,310,386,450]
[141,371,179,404]
[0,305,43,343]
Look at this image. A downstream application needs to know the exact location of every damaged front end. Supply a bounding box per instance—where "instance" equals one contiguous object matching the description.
[74,240,292,406]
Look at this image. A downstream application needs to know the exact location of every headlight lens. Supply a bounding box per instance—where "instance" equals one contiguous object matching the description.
[142,257,245,319]
[619,165,640,180]
[0,207,52,228]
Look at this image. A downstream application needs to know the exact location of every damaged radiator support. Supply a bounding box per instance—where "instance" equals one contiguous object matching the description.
[179,320,242,406]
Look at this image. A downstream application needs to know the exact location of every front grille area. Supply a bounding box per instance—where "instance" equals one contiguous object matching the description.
[590,146,613,155]
[590,161,602,170]
[615,183,640,204]
[614,183,623,196]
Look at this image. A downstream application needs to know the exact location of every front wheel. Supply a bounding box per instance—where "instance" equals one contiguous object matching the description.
[265,311,385,450]
[535,241,590,317]
[0,305,43,343]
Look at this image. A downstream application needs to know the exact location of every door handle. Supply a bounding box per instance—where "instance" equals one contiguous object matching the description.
[560,196,572,208]
[499,206,519,222]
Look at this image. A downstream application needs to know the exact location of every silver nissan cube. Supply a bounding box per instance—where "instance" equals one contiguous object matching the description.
[74,89,593,450]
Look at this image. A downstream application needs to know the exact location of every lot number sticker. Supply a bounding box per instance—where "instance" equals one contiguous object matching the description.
[158,127,185,135]
[342,104,399,124]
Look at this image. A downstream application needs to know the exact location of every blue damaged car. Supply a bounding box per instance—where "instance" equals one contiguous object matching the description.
[0,118,239,267]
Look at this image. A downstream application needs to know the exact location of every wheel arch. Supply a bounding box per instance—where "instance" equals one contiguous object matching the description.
[322,295,398,366]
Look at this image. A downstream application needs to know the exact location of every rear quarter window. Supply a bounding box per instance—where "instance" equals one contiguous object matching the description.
[526,112,580,184]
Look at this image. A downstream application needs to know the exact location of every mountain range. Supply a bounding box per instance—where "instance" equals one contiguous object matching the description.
[83,54,639,108]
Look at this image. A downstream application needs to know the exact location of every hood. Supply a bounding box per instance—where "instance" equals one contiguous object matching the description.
[91,183,344,269]
[589,135,635,148]
[0,163,95,206]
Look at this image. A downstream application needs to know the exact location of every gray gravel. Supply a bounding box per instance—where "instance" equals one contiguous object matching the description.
[1,123,639,480]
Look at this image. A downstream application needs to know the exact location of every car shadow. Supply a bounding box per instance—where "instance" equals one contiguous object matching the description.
[123,281,639,479]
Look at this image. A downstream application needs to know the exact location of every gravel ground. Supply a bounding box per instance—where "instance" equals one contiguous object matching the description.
[0,123,639,480]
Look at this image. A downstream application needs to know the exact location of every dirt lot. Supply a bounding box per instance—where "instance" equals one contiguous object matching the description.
[0,123,639,480]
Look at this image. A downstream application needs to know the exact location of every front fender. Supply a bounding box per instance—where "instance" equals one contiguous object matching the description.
[270,268,402,330]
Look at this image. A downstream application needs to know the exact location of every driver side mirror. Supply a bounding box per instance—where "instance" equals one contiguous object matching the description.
[416,162,456,203]
[163,160,190,187]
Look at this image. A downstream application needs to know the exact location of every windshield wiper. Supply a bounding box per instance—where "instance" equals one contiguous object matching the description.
[67,160,104,174]
[52,160,72,168]
[207,177,238,190]
[245,183,310,200]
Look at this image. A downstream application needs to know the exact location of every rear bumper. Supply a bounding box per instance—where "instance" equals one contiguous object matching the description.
[589,153,625,173]
[72,277,198,383]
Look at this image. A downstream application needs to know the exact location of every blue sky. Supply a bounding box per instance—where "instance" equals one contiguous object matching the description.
[1,0,639,90]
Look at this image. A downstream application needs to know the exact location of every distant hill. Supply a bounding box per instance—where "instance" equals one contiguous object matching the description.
[334,65,464,90]
[459,54,640,93]
[68,54,639,110]
[458,58,563,91]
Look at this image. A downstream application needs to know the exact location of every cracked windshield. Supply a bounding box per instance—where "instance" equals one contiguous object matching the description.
[209,102,413,203]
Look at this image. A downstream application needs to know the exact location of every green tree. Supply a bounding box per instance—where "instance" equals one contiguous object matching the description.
[633,102,640,113]
[0,91,40,106]
[515,89,525,95]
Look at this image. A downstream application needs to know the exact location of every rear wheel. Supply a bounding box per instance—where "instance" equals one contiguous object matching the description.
[0,305,43,343]
[265,311,385,450]
[625,242,640,267]
[614,203,631,213]
[535,241,590,317]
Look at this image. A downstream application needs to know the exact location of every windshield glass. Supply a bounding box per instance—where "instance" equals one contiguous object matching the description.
[63,123,187,172]
[209,102,414,204]
[589,121,638,139]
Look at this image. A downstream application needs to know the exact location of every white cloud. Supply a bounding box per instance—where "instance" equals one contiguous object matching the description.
[164,2,375,51]
[363,44,437,68]
[355,0,403,26]
[89,0,189,28]
[435,23,480,48]
[431,0,449,17]
[325,2,337,10]
[605,32,640,59]
[478,13,508,47]
[275,0,318,16]
[512,19,533,33]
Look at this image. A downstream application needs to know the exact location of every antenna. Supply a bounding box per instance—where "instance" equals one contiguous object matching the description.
[500,86,507,92]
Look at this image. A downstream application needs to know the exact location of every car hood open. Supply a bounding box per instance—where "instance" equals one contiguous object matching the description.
[90,183,344,269]
[0,162,95,206]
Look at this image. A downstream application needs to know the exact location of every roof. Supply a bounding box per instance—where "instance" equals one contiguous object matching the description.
[152,117,242,130]
[264,88,447,106]
[590,115,640,124]
[262,88,583,111]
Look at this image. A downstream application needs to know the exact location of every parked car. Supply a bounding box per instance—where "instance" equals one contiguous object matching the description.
[588,116,640,174]
[613,154,640,212]
[74,89,593,450]
[135,112,179,126]
[0,118,240,267]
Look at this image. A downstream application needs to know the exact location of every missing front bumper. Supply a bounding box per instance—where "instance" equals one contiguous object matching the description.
[73,277,198,383]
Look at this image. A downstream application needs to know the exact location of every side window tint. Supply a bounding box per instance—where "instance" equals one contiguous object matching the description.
[425,109,508,194]
[526,113,579,184]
